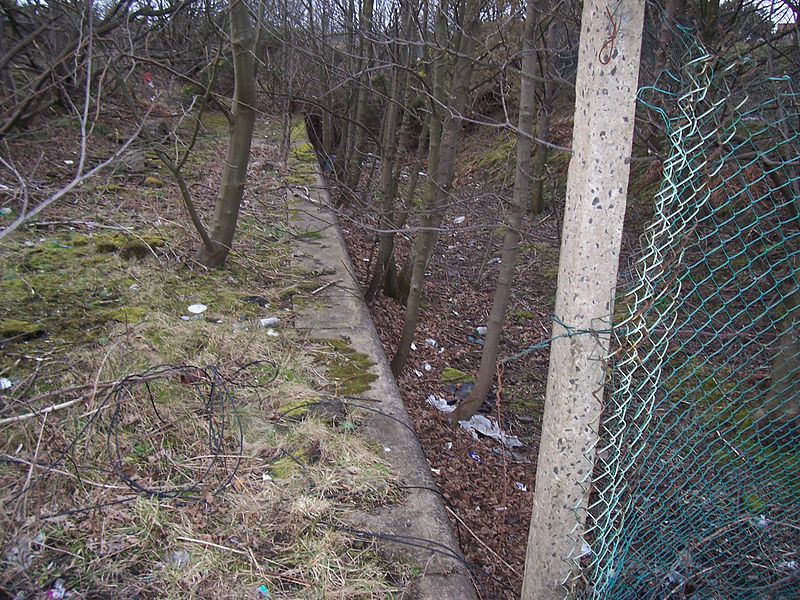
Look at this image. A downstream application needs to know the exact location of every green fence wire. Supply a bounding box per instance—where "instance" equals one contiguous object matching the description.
[575,36,800,600]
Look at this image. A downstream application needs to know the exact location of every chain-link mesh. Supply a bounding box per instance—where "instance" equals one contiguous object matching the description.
[575,30,800,600]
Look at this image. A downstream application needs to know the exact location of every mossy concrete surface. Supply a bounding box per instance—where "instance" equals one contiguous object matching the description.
[287,122,477,600]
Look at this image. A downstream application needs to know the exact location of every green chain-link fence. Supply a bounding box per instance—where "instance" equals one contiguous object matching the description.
[575,29,800,600]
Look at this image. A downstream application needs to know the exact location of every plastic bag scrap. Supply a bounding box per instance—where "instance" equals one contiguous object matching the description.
[426,394,456,413]
[458,414,523,448]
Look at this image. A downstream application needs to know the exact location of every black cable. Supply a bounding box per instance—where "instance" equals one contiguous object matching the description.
[107,364,244,500]
[9,364,516,597]
[6,361,270,507]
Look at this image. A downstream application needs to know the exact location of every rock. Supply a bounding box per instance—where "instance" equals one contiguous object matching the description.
[115,149,146,173]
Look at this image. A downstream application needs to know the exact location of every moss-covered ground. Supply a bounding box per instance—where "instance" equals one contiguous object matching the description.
[0,113,411,599]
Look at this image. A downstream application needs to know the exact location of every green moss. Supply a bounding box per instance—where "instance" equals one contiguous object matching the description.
[201,112,231,133]
[285,172,316,185]
[0,318,44,338]
[743,492,765,513]
[279,397,311,418]
[0,230,167,354]
[269,456,300,478]
[313,339,377,395]
[103,306,148,323]
[440,366,474,383]
[120,235,166,259]
[94,233,165,259]
[290,120,307,142]
[94,233,124,253]
[291,142,316,164]
[509,308,535,322]
[505,382,545,417]
[70,233,89,247]
[296,229,325,240]
[472,136,515,187]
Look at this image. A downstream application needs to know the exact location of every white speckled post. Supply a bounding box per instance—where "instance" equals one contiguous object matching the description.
[521,1,645,599]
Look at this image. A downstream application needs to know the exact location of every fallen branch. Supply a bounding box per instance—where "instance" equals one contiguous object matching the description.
[444,505,522,578]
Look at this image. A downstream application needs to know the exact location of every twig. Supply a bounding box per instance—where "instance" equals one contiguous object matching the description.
[0,397,84,425]
[28,220,133,231]
[443,505,522,577]
[492,363,509,578]
[176,535,249,555]
[0,370,173,425]
[18,412,47,516]
[311,280,338,295]
[1,453,127,490]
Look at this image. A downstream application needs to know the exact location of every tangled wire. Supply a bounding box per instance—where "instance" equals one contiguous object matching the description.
[4,360,278,509]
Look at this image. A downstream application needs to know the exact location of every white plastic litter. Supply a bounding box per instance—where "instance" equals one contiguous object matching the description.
[754,515,771,528]
[258,317,279,328]
[422,362,432,371]
[0,377,12,390]
[514,482,528,492]
[187,304,207,314]
[413,369,423,377]
[424,338,438,348]
[426,394,455,413]
[458,414,523,448]
[578,540,592,558]
[453,216,466,224]
[410,342,417,351]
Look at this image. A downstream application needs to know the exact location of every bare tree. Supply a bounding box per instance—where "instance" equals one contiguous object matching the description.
[390,0,482,376]
[453,0,541,422]
[196,0,258,268]
[364,0,418,302]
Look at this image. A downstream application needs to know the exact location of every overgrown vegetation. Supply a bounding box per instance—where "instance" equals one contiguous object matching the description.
[0,116,410,599]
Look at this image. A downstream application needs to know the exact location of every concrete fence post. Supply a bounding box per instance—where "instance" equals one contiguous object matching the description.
[521,1,645,598]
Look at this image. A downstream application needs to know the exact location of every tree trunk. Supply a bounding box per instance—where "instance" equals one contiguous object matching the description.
[0,12,17,107]
[529,13,557,214]
[756,42,800,444]
[196,0,257,268]
[654,0,684,77]
[695,0,720,47]
[390,0,479,376]
[454,0,540,423]
[365,1,415,302]
[394,123,430,301]
[396,0,448,300]
[345,0,376,191]
[521,0,645,597]
[760,282,800,445]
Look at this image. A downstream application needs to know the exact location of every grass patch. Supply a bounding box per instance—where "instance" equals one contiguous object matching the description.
[0,112,413,599]
[440,366,474,383]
